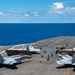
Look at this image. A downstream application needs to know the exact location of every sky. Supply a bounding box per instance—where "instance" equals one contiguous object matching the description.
[0,0,75,23]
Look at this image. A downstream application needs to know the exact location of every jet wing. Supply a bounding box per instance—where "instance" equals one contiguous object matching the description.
[4,54,31,65]
[56,54,72,65]
[27,45,41,53]
[9,54,31,60]
[58,54,72,60]
[3,58,17,65]
[56,59,72,65]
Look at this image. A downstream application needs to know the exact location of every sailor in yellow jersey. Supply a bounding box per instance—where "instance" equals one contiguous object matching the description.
[40,57,42,63]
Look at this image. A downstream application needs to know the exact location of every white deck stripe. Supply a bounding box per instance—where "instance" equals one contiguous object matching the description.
[0,50,5,54]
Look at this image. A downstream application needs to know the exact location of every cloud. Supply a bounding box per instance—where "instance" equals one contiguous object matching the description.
[0,11,40,23]
[0,11,40,18]
[24,14,29,17]
[52,2,64,9]
[49,2,65,14]
[0,12,20,17]
[32,11,39,17]
[66,7,75,12]
[23,11,39,17]
[0,12,4,15]
[49,2,75,14]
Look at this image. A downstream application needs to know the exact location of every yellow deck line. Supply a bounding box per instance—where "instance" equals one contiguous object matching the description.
[63,68,73,75]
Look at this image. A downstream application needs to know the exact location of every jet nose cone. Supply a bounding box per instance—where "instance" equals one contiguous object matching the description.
[28,55,32,58]
[24,55,32,58]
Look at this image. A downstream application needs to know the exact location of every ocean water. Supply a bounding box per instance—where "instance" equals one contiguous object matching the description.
[0,23,75,46]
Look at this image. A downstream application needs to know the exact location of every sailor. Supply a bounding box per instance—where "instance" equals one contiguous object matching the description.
[43,50,46,54]
[40,57,42,63]
[46,44,48,47]
[47,55,50,61]
[41,55,43,58]
[51,54,53,57]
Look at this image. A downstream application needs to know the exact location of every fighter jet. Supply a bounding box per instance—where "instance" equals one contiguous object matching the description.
[56,53,75,65]
[0,54,31,65]
[26,45,41,54]
[58,53,72,59]
[55,47,75,56]
[7,44,41,55]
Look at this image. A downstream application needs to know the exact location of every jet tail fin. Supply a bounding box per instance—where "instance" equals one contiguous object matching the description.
[72,53,75,65]
[0,54,4,64]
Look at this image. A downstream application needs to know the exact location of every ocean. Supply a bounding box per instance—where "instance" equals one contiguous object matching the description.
[0,23,75,46]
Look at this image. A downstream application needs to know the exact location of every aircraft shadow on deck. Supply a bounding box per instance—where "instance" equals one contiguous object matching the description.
[56,65,75,72]
[0,64,18,69]
[73,68,75,71]
[56,65,73,69]
[31,52,41,54]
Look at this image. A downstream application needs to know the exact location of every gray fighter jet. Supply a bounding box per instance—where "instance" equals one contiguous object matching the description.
[0,54,31,65]
[56,53,75,65]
